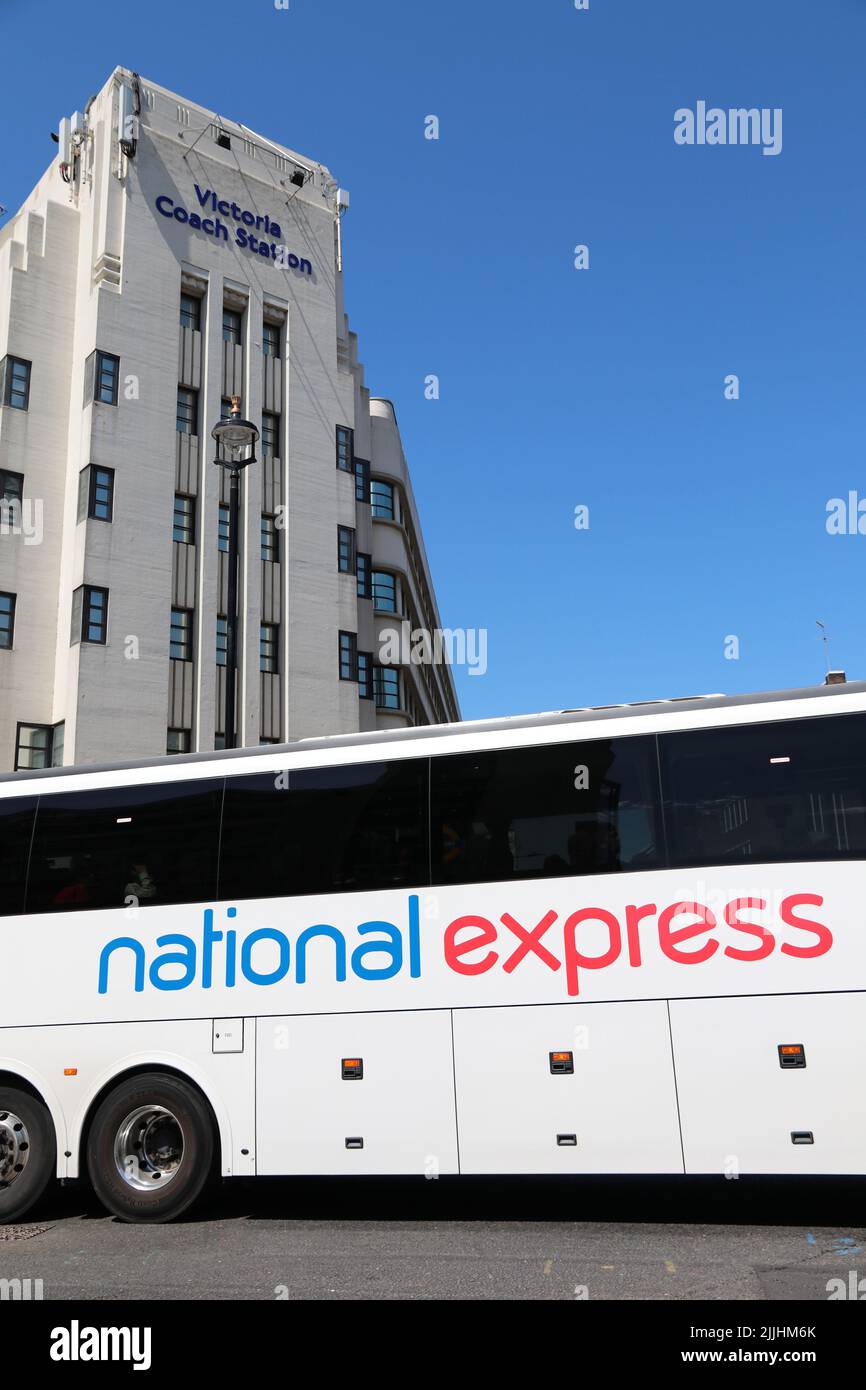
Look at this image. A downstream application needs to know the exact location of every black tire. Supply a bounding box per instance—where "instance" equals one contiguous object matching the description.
[87,1072,214,1223]
[0,1086,56,1223]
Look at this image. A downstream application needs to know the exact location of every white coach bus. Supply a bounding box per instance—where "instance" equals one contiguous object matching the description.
[1,680,865,1223]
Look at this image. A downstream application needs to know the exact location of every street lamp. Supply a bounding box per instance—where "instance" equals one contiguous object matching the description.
[212,395,258,750]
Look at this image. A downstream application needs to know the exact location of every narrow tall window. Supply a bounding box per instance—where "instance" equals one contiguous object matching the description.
[180,294,201,331]
[337,526,356,574]
[261,412,280,457]
[371,479,396,520]
[176,387,198,435]
[373,666,400,710]
[95,351,119,405]
[0,592,15,650]
[336,425,354,473]
[82,466,115,522]
[354,457,370,504]
[71,586,109,645]
[260,623,279,674]
[263,322,280,356]
[2,357,31,411]
[372,571,398,613]
[218,504,230,553]
[173,494,196,544]
[357,650,373,700]
[356,552,372,599]
[170,607,193,661]
[261,514,279,563]
[223,308,243,345]
[216,615,228,667]
[339,630,358,681]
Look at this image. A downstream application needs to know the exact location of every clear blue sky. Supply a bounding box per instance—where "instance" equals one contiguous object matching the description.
[3,0,865,720]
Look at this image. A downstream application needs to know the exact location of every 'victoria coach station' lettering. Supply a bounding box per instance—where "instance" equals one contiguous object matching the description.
[155,184,313,271]
[98,892,832,999]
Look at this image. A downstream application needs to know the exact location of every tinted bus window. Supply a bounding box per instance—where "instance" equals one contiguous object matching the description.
[26,780,224,914]
[219,760,429,902]
[431,738,661,886]
[659,713,866,867]
[0,796,37,916]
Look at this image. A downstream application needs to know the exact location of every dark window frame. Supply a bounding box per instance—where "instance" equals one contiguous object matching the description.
[0,591,16,650]
[339,630,358,682]
[2,356,32,411]
[170,606,194,663]
[173,493,197,546]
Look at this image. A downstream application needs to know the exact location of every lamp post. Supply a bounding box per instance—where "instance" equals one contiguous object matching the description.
[212,396,258,750]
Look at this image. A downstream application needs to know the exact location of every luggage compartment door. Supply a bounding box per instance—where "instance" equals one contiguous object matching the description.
[452,1001,683,1174]
[256,1010,458,1176]
[670,992,866,1175]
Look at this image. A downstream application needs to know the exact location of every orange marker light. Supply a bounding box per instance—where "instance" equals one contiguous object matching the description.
[63,1068,78,1076]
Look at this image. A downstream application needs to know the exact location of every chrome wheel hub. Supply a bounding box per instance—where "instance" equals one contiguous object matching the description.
[114,1105,184,1191]
[0,1110,30,1188]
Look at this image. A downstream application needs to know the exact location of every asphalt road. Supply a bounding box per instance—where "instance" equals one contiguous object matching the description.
[1,1176,864,1301]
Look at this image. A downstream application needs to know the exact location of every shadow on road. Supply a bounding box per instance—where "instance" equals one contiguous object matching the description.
[36,1174,866,1228]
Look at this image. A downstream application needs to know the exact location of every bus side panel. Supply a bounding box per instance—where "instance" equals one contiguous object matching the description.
[670,992,866,1175]
[452,1001,684,1174]
[0,1020,257,1179]
[255,1010,459,1176]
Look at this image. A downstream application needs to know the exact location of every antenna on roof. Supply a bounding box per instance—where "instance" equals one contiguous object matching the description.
[816,621,846,684]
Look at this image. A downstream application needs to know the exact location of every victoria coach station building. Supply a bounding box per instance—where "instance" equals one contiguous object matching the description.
[0,68,459,771]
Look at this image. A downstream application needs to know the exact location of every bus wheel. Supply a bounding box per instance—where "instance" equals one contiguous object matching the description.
[87,1073,214,1224]
[0,1087,56,1223]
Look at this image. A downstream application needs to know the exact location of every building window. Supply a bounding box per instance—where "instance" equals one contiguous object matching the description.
[337,525,356,574]
[14,722,64,771]
[214,734,226,751]
[71,585,109,645]
[176,387,198,435]
[216,615,227,667]
[95,351,119,405]
[78,465,115,523]
[372,571,398,613]
[167,729,191,755]
[261,412,280,457]
[223,308,243,345]
[336,425,354,473]
[173,494,196,545]
[260,623,279,674]
[218,504,230,553]
[371,479,396,520]
[339,630,358,681]
[261,514,279,563]
[0,592,15,650]
[263,322,281,356]
[0,469,24,505]
[356,551,372,599]
[354,457,370,504]
[170,607,193,662]
[373,666,401,710]
[1,356,31,411]
[358,650,373,700]
[180,294,201,331]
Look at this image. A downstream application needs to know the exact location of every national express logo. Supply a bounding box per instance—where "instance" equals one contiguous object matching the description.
[97,893,832,999]
[154,184,313,272]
